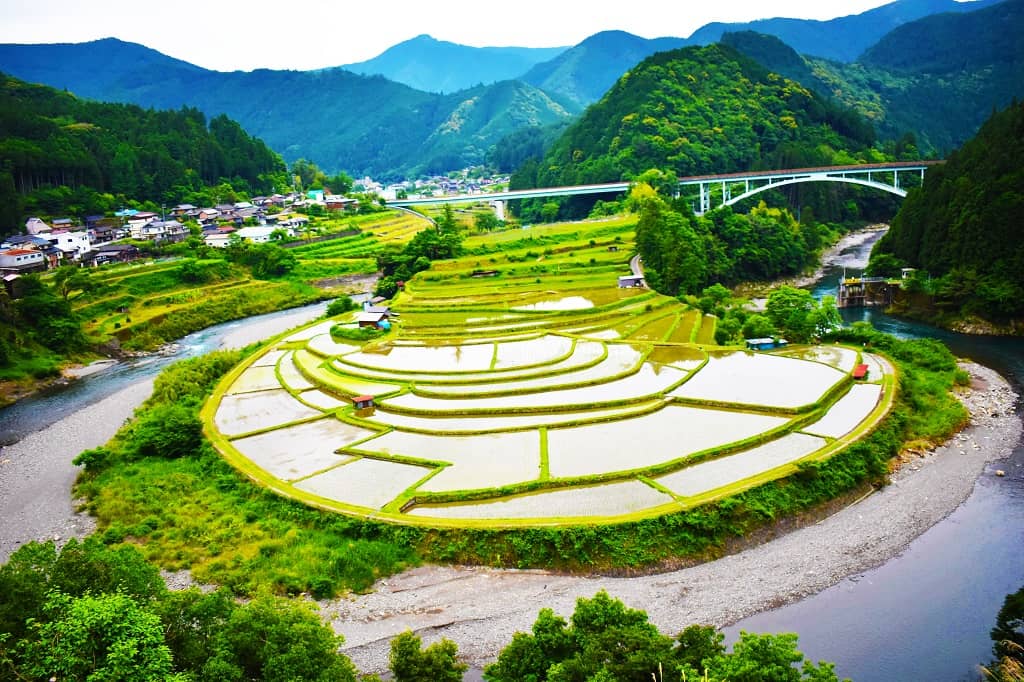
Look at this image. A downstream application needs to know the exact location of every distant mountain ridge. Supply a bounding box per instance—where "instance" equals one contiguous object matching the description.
[512,0,1000,110]
[0,38,575,179]
[685,0,1002,62]
[342,34,566,93]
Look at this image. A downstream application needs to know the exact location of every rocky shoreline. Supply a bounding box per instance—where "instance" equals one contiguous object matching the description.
[324,361,1020,673]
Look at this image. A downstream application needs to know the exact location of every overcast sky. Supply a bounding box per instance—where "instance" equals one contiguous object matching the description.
[0,0,971,72]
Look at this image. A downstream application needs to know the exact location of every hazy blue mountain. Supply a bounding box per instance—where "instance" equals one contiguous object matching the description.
[342,34,566,93]
[519,31,686,109]
[859,0,1023,70]
[0,37,204,99]
[0,38,575,179]
[686,0,1002,62]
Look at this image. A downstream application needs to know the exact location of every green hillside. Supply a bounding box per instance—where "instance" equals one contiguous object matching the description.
[0,72,285,224]
[519,43,878,191]
[520,31,686,110]
[870,101,1024,323]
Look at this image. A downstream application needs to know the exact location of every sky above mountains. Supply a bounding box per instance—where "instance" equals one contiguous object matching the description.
[0,0,976,72]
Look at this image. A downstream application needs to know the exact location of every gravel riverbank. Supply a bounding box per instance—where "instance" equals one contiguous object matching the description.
[0,379,153,563]
[0,303,330,564]
[325,361,1020,674]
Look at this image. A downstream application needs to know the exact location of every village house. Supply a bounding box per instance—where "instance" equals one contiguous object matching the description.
[356,302,394,329]
[235,225,291,244]
[197,208,220,224]
[81,243,141,267]
[50,218,78,230]
[0,248,46,275]
[274,215,309,230]
[137,220,187,243]
[233,206,264,225]
[203,232,232,249]
[214,204,238,222]
[171,203,197,217]
[90,224,129,244]
[1,235,64,269]
[126,212,159,238]
[25,217,50,235]
[44,230,92,261]
[325,195,359,211]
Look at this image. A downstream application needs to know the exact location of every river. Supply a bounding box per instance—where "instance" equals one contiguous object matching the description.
[1,238,1021,681]
[0,302,329,445]
[725,230,1024,681]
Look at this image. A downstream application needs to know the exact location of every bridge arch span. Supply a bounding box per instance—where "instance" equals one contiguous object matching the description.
[723,175,908,208]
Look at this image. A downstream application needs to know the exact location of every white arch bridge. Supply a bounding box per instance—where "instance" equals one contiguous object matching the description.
[389,161,940,216]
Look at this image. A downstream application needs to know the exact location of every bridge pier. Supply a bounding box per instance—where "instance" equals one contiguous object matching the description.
[491,199,506,221]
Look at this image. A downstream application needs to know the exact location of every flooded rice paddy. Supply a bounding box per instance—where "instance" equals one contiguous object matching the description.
[802,383,883,439]
[409,480,675,520]
[547,406,788,478]
[671,351,846,409]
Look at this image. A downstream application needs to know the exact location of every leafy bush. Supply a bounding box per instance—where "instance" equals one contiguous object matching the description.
[331,325,384,341]
[127,401,203,459]
[326,297,357,316]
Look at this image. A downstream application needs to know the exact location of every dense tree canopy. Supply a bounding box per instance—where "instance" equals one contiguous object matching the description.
[633,192,828,296]
[485,590,843,682]
[0,539,360,682]
[870,100,1024,321]
[0,72,286,224]
[375,205,463,297]
[515,44,878,193]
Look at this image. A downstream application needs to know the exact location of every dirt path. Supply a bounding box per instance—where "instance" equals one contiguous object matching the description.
[325,362,1019,674]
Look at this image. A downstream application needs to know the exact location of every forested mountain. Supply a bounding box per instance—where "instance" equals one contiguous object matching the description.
[342,34,566,94]
[519,31,686,110]
[0,73,284,225]
[686,0,1001,63]
[0,39,575,179]
[870,101,1024,322]
[719,0,1024,154]
[417,80,573,174]
[515,44,879,192]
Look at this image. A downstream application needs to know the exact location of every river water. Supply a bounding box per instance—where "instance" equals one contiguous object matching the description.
[0,301,329,445]
[725,231,1024,681]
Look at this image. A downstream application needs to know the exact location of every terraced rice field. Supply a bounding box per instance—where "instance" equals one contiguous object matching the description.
[205,303,894,526]
[202,216,896,527]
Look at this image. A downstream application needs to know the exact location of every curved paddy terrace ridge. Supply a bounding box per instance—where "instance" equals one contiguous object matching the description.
[202,286,896,528]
